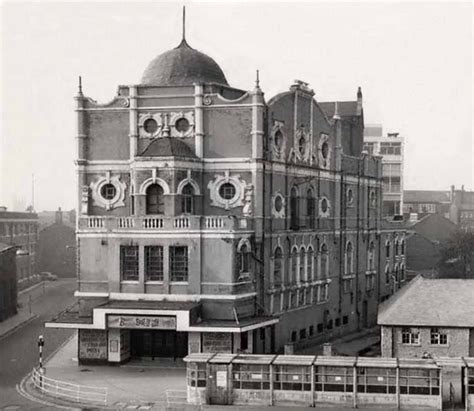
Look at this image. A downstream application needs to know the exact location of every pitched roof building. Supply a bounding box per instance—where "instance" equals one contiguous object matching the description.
[378,276,474,357]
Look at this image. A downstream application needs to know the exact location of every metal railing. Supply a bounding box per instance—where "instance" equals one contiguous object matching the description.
[31,367,107,406]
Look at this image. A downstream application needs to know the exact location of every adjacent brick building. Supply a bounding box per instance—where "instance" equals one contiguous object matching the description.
[0,243,18,322]
[46,26,405,364]
[0,207,39,287]
[378,276,474,358]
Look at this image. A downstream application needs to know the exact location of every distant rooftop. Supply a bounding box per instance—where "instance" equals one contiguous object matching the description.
[404,190,450,204]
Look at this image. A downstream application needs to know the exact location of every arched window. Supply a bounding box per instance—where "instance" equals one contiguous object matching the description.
[385,241,391,259]
[401,239,405,255]
[307,247,314,282]
[181,184,194,214]
[290,187,299,230]
[306,189,315,228]
[400,264,406,281]
[368,241,375,271]
[345,242,353,275]
[146,184,164,214]
[385,265,390,284]
[238,243,251,276]
[273,247,283,286]
[395,239,400,256]
[290,247,298,284]
[320,243,329,279]
[299,247,306,283]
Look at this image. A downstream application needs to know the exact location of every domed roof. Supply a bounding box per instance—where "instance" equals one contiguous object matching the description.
[141,39,229,86]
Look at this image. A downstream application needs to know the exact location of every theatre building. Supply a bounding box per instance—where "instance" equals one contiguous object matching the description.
[46,28,405,364]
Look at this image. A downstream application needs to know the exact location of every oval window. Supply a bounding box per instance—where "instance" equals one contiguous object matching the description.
[219,183,236,200]
[100,183,116,200]
[321,198,329,213]
[321,141,329,159]
[175,118,190,133]
[144,118,158,134]
[274,195,283,212]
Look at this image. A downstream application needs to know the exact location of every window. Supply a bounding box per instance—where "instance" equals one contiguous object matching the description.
[290,187,299,230]
[187,363,207,388]
[370,190,377,207]
[274,365,311,391]
[233,364,270,390]
[181,184,194,214]
[307,247,314,282]
[238,243,251,276]
[170,246,188,281]
[385,241,391,259]
[366,274,376,291]
[274,194,284,213]
[400,264,406,281]
[219,182,236,200]
[430,328,448,345]
[120,246,138,281]
[291,331,297,342]
[100,183,117,200]
[363,142,375,155]
[395,239,399,256]
[143,118,158,133]
[175,117,190,132]
[309,325,314,336]
[299,328,307,340]
[401,328,420,345]
[346,188,354,206]
[399,368,440,396]
[146,184,164,214]
[274,130,283,149]
[299,248,306,283]
[385,265,390,284]
[290,248,298,284]
[342,315,349,325]
[380,142,401,155]
[400,239,405,255]
[345,242,353,275]
[145,246,163,281]
[357,367,396,394]
[367,241,375,271]
[320,197,329,215]
[306,189,315,228]
[321,141,329,159]
[320,243,329,279]
[343,278,353,293]
[273,247,283,286]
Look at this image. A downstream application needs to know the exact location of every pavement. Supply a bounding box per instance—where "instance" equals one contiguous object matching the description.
[0,281,46,340]
[18,327,412,411]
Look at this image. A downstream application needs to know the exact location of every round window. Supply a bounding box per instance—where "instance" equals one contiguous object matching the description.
[321,141,329,159]
[321,198,329,213]
[144,118,158,134]
[274,195,283,212]
[175,118,190,133]
[274,130,283,148]
[219,183,236,200]
[100,183,117,200]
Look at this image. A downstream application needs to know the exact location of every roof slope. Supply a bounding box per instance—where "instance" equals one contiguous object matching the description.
[404,190,450,203]
[378,276,474,327]
[139,137,197,158]
[319,101,359,118]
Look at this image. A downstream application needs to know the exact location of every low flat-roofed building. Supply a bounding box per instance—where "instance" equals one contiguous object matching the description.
[378,275,474,358]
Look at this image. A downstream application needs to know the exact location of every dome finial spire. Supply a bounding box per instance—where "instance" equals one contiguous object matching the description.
[182,5,186,42]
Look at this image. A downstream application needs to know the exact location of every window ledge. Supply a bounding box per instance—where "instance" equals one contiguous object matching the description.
[145,281,164,284]
[342,275,355,280]
[170,281,189,285]
[365,270,376,275]
[121,280,139,284]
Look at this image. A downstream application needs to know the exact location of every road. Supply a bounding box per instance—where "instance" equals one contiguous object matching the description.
[0,279,76,410]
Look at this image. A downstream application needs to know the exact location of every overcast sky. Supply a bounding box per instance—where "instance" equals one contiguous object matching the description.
[1,1,472,211]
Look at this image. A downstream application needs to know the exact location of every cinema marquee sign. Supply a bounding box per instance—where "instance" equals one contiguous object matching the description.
[107,315,176,330]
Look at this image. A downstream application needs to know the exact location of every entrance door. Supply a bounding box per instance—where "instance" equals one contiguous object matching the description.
[207,364,231,405]
[130,330,188,359]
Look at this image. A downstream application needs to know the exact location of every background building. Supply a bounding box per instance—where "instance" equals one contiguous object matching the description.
[47,31,405,364]
[379,276,474,358]
[404,185,474,231]
[0,207,39,288]
[363,124,404,216]
[38,208,76,278]
[0,243,18,322]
